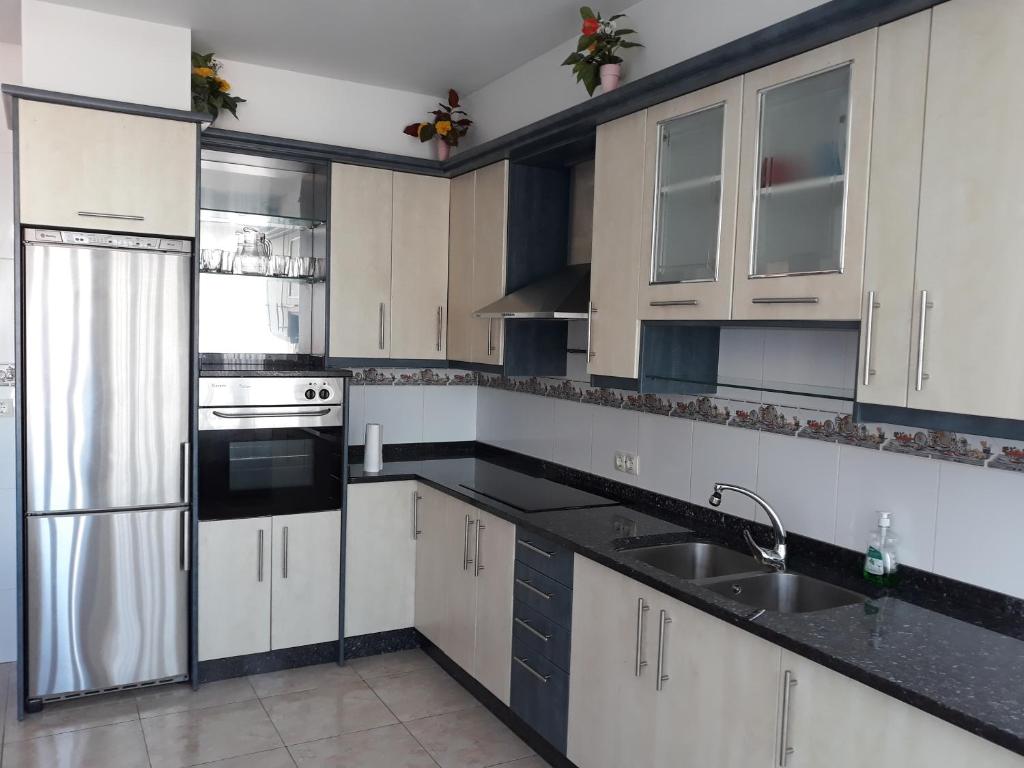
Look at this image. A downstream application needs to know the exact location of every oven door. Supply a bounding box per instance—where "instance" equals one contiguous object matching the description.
[197,405,344,519]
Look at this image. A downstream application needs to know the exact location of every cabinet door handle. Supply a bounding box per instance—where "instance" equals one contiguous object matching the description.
[514,616,551,642]
[282,526,289,579]
[179,508,190,572]
[436,306,443,352]
[516,538,555,559]
[462,515,474,571]
[915,290,933,391]
[486,319,495,356]
[587,303,596,361]
[862,290,880,386]
[655,609,672,691]
[778,670,798,766]
[378,302,386,350]
[649,299,699,307]
[513,656,550,684]
[180,442,191,503]
[411,491,422,539]
[515,577,553,600]
[635,597,650,677]
[474,521,486,576]
[751,297,819,305]
[257,529,264,583]
[77,211,144,221]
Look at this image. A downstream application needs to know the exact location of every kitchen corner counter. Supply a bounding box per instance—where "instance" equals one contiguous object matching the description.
[349,456,1024,757]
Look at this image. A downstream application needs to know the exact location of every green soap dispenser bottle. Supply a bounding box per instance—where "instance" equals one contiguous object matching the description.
[863,511,899,587]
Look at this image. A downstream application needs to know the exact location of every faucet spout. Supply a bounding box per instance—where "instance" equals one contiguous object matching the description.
[710,483,787,571]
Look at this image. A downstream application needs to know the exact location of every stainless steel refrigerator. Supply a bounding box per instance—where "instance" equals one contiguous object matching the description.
[23,228,192,701]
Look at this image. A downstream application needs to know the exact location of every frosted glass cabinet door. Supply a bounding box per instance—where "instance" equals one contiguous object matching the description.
[639,78,742,321]
[733,31,877,320]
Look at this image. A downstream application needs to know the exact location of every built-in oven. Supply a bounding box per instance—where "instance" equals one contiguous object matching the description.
[197,377,346,519]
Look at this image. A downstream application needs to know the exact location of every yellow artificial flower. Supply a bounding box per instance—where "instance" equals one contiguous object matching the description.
[435,120,452,136]
[192,66,215,78]
[216,78,231,92]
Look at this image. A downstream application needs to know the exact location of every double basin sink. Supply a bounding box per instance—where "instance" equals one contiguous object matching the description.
[622,542,864,615]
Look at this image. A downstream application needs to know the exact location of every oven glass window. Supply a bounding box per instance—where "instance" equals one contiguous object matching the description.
[229,438,314,491]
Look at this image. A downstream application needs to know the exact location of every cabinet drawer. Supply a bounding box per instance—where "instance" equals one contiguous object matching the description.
[510,637,569,754]
[514,561,572,629]
[515,529,573,587]
[512,599,570,673]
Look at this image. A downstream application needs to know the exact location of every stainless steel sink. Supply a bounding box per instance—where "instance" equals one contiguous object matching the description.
[623,542,771,581]
[703,572,865,614]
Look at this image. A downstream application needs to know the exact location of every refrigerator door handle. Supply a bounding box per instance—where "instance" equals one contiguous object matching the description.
[181,442,191,503]
[180,508,191,572]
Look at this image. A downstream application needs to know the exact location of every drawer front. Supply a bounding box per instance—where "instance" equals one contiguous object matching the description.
[510,637,570,754]
[513,561,573,629]
[515,529,573,587]
[512,599,570,673]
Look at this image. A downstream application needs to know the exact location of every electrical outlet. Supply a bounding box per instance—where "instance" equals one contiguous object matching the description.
[614,451,626,472]
[614,451,639,476]
[0,399,10,417]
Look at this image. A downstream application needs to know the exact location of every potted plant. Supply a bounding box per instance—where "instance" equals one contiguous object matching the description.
[562,7,643,95]
[191,53,245,122]
[403,89,473,161]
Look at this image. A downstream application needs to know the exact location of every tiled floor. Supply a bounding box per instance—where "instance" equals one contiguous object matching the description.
[0,652,551,768]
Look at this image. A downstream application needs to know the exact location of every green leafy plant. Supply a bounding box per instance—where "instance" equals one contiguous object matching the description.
[561,6,643,95]
[403,89,473,146]
[191,52,245,121]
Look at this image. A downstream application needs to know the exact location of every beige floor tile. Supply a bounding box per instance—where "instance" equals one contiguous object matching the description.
[136,678,257,719]
[141,699,282,768]
[347,650,438,681]
[249,663,359,699]
[492,757,552,768]
[194,746,297,768]
[261,678,397,746]
[288,722,438,767]
[365,668,478,723]
[405,707,533,768]
[2,720,150,768]
[4,692,139,744]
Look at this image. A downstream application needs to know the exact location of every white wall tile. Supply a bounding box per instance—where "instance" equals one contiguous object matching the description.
[475,386,504,447]
[637,414,692,501]
[756,433,839,542]
[477,389,553,460]
[0,588,13,662]
[934,463,1024,599]
[835,447,939,570]
[423,386,477,442]
[689,421,758,519]
[0,488,13,591]
[552,400,593,472]
[346,384,366,446]
[364,385,424,444]
[591,407,640,486]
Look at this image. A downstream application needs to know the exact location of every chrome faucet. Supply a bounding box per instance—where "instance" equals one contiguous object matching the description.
[709,483,787,571]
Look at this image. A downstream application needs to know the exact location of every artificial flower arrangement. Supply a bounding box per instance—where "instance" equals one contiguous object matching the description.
[403,89,472,160]
[562,6,643,95]
[191,52,246,121]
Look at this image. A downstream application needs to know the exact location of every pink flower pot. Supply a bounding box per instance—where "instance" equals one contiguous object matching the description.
[600,63,622,93]
[436,140,451,162]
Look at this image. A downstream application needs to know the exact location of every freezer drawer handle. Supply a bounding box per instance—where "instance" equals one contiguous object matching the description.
[180,508,191,572]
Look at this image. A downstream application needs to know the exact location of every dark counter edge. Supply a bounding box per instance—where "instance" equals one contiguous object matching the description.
[348,441,1024,757]
[198,368,353,378]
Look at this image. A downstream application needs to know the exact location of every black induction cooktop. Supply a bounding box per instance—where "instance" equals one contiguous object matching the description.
[457,463,617,513]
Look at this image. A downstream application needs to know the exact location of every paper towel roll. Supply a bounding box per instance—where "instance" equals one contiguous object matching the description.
[364,423,383,473]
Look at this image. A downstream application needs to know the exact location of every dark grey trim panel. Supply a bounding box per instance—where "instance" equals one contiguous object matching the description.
[447,360,504,375]
[1,84,211,124]
[338,379,351,666]
[854,403,1024,442]
[12,97,26,720]
[589,374,640,392]
[189,124,201,690]
[198,641,339,683]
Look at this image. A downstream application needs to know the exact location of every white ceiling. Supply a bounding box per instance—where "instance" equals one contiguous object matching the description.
[44,0,590,95]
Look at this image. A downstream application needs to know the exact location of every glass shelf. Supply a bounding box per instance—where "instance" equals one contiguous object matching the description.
[759,174,845,196]
[646,373,855,402]
[199,268,325,284]
[661,174,722,195]
[200,209,326,230]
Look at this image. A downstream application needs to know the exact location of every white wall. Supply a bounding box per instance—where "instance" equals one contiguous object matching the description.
[20,0,191,110]
[348,383,478,447]
[464,0,829,144]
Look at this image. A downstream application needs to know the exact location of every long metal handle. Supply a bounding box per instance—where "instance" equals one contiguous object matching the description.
[181,442,191,503]
[436,306,443,352]
[635,597,650,677]
[180,508,190,572]
[587,303,596,361]
[212,408,331,419]
[257,529,264,583]
[516,538,555,559]
[862,290,880,386]
[486,319,495,356]
[379,302,386,350]
[649,299,699,307]
[77,211,144,221]
[411,491,422,539]
[462,515,474,570]
[656,609,672,691]
[778,670,797,766]
[514,616,551,642]
[474,521,486,576]
[282,526,289,579]
[513,656,551,684]
[915,290,933,391]
[752,297,819,305]
[515,577,553,600]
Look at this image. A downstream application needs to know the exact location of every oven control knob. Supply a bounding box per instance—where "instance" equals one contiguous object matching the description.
[304,388,317,400]
[318,388,331,400]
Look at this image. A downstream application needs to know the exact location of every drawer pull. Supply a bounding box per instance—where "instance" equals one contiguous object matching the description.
[513,656,550,684]
[517,538,556,559]
[515,577,553,600]
[77,211,144,221]
[514,616,551,642]
[751,296,819,305]
[649,299,699,307]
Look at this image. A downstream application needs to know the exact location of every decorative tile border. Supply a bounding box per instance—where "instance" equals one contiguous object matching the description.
[884,431,992,466]
[350,368,477,386]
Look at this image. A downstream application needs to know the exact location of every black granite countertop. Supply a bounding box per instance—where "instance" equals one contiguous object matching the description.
[199,368,352,378]
[350,457,1024,757]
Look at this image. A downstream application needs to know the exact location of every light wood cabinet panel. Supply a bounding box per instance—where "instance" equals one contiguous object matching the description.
[443,499,479,674]
[413,484,451,646]
[638,78,743,321]
[270,510,341,650]
[328,163,393,358]
[391,173,450,359]
[907,0,1024,419]
[589,112,646,379]
[447,172,476,363]
[471,161,508,364]
[198,518,270,661]
[345,482,417,637]
[18,101,197,237]
[856,11,931,407]
[732,30,877,320]
[472,509,515,705]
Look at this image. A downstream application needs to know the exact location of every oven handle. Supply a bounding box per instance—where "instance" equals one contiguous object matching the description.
[211,408,333,419]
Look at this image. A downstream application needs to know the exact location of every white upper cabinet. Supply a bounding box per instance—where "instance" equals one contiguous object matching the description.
[19,101,197,237]
[639,77,743,321]
[732,30,877,320]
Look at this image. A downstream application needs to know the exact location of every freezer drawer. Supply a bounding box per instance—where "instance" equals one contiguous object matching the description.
[28,508,189,700]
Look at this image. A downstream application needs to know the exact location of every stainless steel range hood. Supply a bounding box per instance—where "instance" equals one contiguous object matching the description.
[474,264,590,320]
